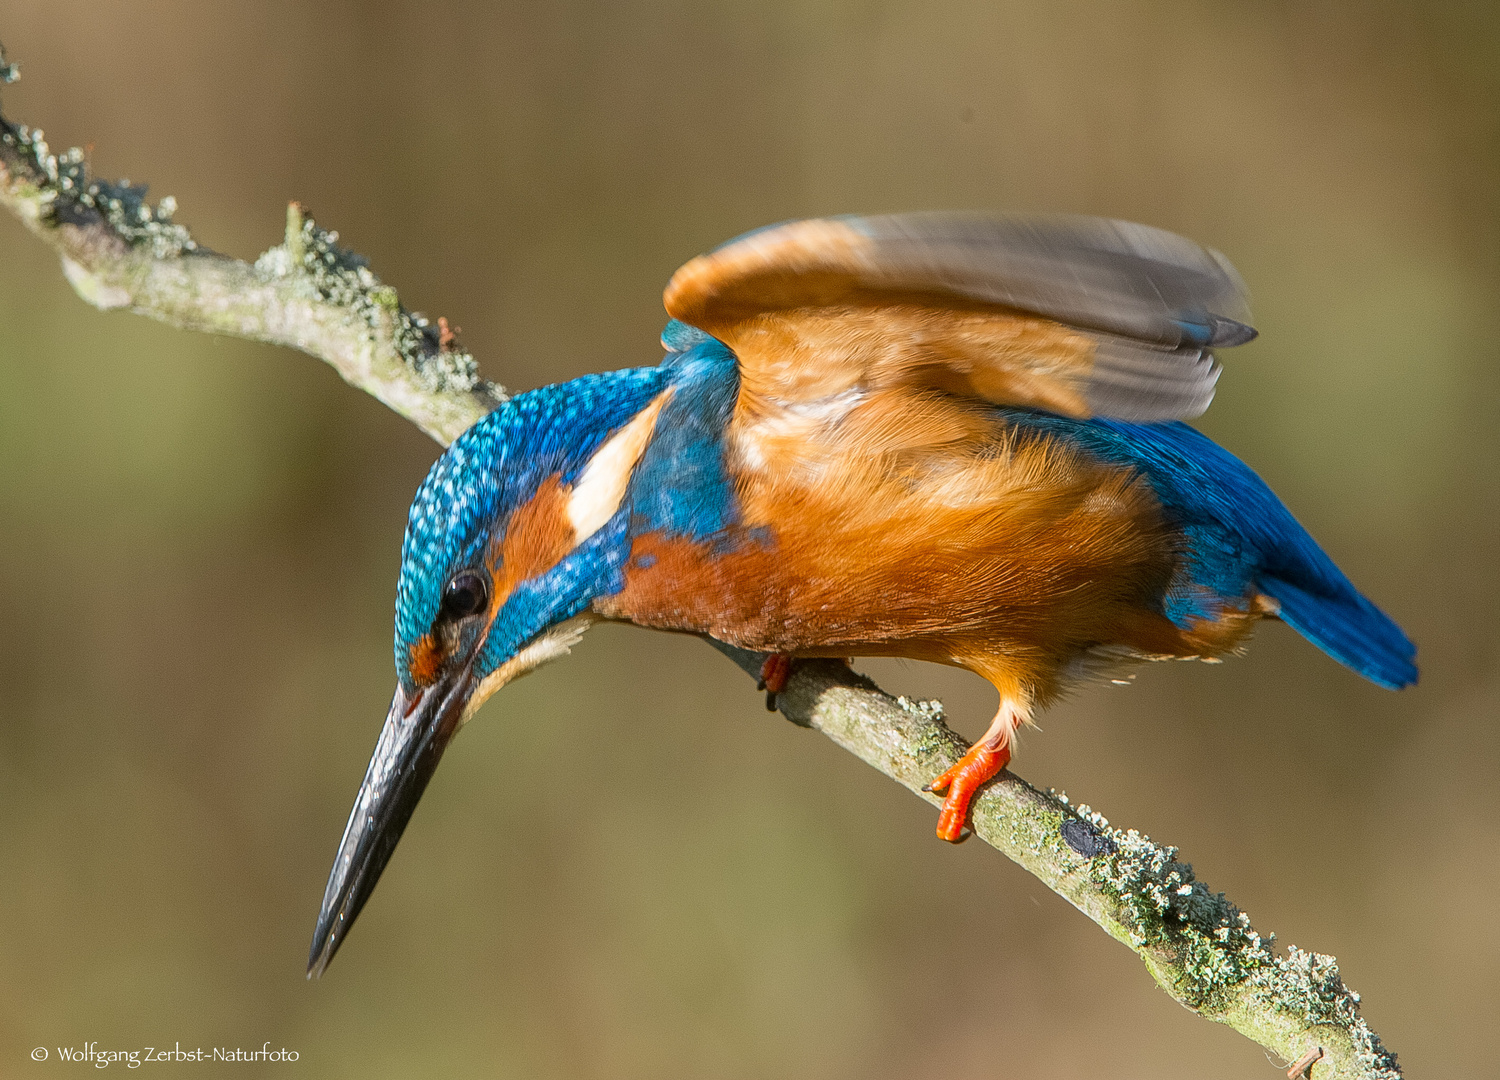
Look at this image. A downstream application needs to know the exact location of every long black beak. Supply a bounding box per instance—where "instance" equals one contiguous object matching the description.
[307,665,474,977]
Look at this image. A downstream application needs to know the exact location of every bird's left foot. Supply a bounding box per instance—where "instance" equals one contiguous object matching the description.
[758,653,792,710]
[923,731,1013,842]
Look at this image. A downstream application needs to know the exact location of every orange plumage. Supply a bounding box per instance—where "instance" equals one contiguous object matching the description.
[593,213,1365,839]
[311,214,1417,972]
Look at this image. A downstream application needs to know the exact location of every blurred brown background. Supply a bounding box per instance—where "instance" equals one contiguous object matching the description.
[1,2,1496,1077]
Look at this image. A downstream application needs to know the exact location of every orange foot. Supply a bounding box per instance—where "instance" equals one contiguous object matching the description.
[923,735,1012,842]
[758,653,792,711]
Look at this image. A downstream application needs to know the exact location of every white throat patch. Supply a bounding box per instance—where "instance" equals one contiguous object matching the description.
[460,613,599,727]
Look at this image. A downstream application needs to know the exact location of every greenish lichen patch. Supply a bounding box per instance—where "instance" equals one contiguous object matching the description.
[1,47,186,254]
[0,115,194,258]
[254,205,482,395]
[894,695,946,726]
[893,697,957,760]
[817,677,1399,1075]
[1072,802,1398,1076]
[1087,813,1274,1004]
[78,176,194,258]
[893,695,945,722]
[1,56,489,406]
[1251,948,1399,1079]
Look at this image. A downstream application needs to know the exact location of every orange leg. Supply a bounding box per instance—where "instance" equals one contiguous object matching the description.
[923,707,1019,842]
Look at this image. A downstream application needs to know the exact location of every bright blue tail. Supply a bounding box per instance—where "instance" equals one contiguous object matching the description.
[1258,574,1416,689]
[1005,412,1418,690]
[1111,420,1418,689]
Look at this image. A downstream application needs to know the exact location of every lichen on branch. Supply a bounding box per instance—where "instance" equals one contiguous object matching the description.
[255,201,488,398]
[711,645,1399,1079]
[0,46,503,444]
[0,41,1399,1079]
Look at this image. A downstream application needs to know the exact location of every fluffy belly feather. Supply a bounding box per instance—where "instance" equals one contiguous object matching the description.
[597,411,1264,699]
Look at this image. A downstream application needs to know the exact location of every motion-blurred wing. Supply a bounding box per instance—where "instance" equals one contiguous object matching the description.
[663,213,1256,421]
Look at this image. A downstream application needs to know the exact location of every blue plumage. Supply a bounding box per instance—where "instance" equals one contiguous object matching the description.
[395,367,667,686]
[1006,411,1417,689]
[394,341,744,689]
[475,513,633,675]
[628,335,740,541]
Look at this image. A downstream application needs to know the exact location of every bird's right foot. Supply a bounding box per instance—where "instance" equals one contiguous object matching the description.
[923,737,1011,841]
[923,703,1023,841]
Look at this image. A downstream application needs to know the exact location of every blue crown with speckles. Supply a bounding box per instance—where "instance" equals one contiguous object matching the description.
[393,367,669,679]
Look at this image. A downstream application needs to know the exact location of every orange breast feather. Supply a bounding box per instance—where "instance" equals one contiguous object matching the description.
[612,210,1273,699]
[597,386,1262,703]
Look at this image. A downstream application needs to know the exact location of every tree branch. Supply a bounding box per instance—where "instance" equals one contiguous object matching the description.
[0,46,1397,1080]
[0,52,503,445]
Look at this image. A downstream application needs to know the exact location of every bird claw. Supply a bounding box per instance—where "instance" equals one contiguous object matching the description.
[924,739,1011,842]
[758,653,792,710]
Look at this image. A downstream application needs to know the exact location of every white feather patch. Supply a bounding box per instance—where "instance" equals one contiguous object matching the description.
[460,613,598,727]
[566,389,674,545]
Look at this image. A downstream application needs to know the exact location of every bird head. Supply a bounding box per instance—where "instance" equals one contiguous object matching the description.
[308,368,671,976]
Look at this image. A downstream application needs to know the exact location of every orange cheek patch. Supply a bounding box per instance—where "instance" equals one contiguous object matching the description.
[408,633,444,687]
[409,476,580,690]
[488,474,578,606]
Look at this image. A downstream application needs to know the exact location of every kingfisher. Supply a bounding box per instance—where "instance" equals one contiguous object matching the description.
[307,213,1416,975]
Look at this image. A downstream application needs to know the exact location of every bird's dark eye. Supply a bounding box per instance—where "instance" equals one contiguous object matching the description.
[439,571,489,622]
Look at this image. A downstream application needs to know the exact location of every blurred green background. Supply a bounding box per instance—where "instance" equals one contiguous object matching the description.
[1,2,1496,1077]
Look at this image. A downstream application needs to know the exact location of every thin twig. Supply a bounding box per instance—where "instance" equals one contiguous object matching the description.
[1289,1047,1328,1079]
[0,48,1398,1079]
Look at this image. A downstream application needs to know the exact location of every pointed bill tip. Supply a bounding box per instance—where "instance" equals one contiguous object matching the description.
[306,672,470,977]
[307,899,352,978]
[306,924,340,979]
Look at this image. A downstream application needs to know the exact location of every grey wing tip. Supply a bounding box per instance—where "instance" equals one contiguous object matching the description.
[842,211,1255,349]
[1085,339,1222,421]
[1208,317,1257,348]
